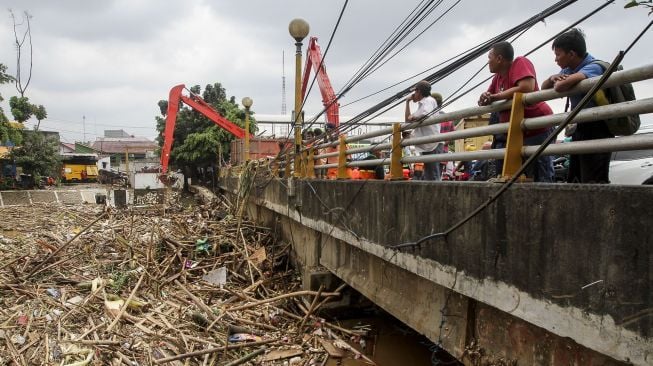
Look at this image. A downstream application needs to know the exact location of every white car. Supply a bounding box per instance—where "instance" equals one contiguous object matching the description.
[610,148,653,185]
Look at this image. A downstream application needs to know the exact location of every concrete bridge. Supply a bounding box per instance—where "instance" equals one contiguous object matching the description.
[221,177,651,365]
[216,65,653,365]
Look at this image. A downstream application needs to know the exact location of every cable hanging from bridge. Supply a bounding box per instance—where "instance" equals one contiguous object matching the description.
[328,0,580,140]
[349,0,614,136]
[298,0,580,146]
[293,0,624,254]
[393,18,653,251]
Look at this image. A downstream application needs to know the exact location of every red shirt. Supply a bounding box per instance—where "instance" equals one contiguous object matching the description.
[488,56,552,136]
[439,120,454,152]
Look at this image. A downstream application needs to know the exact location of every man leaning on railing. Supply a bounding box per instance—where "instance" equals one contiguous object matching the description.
[541,28,613,184]
[478,41,555,183]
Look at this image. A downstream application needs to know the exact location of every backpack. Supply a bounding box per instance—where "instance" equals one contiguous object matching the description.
[590,60,641,136]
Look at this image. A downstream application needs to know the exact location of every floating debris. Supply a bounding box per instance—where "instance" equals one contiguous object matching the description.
[0,189,367,365]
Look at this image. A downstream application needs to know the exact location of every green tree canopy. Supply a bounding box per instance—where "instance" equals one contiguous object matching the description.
[155,82,257,174]
[32,104,47,130]
[9,96,33,123]
[0,63,14,85]
[0,62,22,145]
[10,130,61,181]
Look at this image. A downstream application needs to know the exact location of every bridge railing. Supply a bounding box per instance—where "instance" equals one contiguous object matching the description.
[281,63,653,180]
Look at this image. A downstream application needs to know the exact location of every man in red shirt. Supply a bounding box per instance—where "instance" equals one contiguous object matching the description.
[478,41,554,182]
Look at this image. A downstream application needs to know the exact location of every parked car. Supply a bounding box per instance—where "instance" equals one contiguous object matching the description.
[610,148,653,185]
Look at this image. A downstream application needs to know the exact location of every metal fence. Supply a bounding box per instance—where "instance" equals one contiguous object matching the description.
[279,63,653,180]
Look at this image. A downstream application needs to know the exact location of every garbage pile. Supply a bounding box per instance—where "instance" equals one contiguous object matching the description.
[0,192,372,365]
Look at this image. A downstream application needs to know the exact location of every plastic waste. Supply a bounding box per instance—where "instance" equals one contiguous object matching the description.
[202,267,227,288]
[228,333,261,343]
[46,288,61,299]
[195,237,211,253]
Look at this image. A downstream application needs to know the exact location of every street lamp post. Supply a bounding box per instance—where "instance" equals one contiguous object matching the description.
[288,18,309,177]
[241,97,253,162]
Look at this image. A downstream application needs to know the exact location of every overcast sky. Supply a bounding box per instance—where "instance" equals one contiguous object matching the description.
[0,0,651,143]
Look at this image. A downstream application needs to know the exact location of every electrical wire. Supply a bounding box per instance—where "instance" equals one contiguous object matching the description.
[330,0,580,140]
[393,18,653,250]
[274,0,349,161]
[298,0,461,144]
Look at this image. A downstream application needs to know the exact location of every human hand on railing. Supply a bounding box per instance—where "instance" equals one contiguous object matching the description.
[478,91,493,106]
[548,74,568,84]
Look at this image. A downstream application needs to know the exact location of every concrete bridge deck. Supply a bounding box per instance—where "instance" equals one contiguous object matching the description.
[221,177,652,365]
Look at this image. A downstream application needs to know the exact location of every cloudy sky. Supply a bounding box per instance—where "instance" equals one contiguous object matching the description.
[0,0,651,143]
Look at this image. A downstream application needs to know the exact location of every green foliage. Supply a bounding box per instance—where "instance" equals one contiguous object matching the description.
[9,96,33,123]
[0,122,23,146]
[155,82,257,172]
[10,130,61,181]
[32,104,47,130]
[33,104,47,121]
[0,63,14,85]
[625,0,653,14]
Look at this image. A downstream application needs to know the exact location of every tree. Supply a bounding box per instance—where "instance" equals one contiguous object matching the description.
[0,63,14,85]
[32,104,47,131]
[10,10,33,97]
[10,130,61,184]
[0,64,22,145]
[9,96,33,123]
[155,83,257,177]
[625,0,653,14]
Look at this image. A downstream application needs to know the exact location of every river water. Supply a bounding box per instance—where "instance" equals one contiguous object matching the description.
[324,311,461,366]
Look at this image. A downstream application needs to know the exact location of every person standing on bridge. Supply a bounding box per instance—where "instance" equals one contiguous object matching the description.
[478,41,554,182]
[542,28,613,184]
[405,80,443,181]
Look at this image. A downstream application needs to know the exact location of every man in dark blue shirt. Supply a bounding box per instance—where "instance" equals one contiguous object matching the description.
[542,28,613,183]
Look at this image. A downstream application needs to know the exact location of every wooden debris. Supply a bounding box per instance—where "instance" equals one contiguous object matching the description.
[0,190,371,365]
[259,348,304,362]
[318,338,345,358]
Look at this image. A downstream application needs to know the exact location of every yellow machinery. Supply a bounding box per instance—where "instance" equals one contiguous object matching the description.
[61,153,99,182]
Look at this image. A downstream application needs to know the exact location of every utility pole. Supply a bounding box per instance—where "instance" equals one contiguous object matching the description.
[82,115,86,144]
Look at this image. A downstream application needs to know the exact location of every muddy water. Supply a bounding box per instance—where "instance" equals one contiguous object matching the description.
[324,313,460,366]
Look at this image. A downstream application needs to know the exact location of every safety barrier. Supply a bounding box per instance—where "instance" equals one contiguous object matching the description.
[281,63,653,180]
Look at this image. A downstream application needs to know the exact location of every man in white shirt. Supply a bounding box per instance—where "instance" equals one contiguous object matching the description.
[405,80,442,181]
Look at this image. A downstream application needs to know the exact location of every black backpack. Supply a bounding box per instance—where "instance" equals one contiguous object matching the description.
[591,60,641,136]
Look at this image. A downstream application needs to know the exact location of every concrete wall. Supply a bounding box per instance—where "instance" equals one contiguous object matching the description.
[0,188,107,206]
[221,177,652,365]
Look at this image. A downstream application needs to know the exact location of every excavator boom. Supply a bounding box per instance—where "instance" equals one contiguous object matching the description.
[301,37,339,127]
[160,84,246,174]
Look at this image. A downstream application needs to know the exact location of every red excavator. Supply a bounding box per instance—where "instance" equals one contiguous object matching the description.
[302,36,339,128]
[160,84,245,174]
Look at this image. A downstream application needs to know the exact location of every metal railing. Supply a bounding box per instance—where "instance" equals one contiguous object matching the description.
[279,63,653,180]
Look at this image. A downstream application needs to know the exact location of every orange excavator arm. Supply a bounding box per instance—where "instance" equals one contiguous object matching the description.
[301,37,339,127]
[160,84,246,174]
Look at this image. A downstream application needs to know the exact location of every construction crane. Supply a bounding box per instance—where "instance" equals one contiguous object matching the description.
[160,84,245,174]
[301,36,340,128]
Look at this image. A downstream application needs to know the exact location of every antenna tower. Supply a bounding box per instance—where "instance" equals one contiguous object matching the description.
[281,50,287,115]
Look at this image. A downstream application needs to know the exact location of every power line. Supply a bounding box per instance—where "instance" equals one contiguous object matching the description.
[38,117,156,129]
[301,0,457,141]
[331,0,580,140]
[274,0,350,159]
